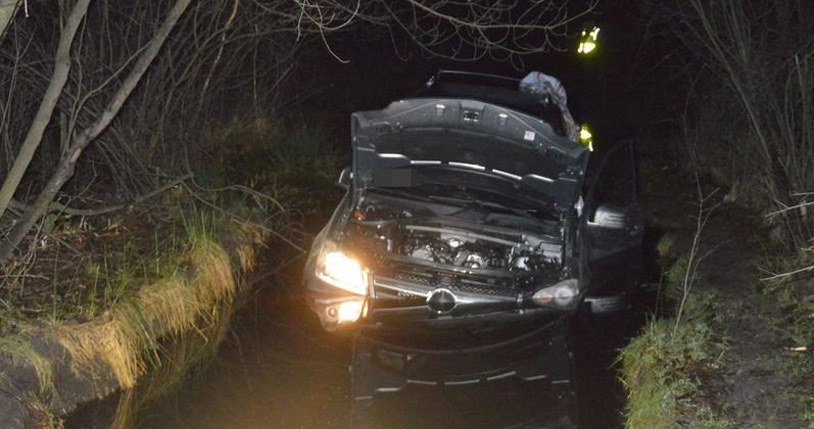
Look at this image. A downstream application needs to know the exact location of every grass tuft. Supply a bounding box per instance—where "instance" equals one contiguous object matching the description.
[54,220,242,390]
[620,292,731,429]
[656,234,675,262]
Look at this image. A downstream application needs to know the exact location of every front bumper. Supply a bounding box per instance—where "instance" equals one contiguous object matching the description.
[306,290,367,333]
[304,268,579,332]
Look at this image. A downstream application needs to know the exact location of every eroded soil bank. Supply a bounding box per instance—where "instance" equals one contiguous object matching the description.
[0,214,263,429]
[624,141,814,428]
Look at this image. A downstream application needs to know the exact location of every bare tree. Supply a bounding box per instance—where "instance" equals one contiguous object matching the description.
[268,0,596,61]
[0,0,91,222]
[0,0,192,257]
[640,0,814,250]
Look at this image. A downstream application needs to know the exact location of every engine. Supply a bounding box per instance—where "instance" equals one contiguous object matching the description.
[396,225,559,272]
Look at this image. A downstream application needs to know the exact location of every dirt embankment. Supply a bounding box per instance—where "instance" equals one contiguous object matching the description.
[0,223,264,428]
[687,212,810,427]
[623,145,814,428]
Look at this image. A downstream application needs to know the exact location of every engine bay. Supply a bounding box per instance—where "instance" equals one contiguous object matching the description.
[399,225,559,272]
[347,220,562,275]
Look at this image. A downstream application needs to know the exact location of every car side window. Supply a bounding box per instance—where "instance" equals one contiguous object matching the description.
[588,141,637,212]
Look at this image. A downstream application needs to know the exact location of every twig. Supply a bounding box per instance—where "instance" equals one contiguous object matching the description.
[199,0,240,110]
[187,179,286,212]
[0,274,49,280]
[765,200,814,218]
[181,183,305,253]
[760,264,814,281]
[2,202,82,256]
[9,174,192,217]
[674,175,720,333]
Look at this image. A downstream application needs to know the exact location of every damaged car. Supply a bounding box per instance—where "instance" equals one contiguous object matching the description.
[302,71,644,428]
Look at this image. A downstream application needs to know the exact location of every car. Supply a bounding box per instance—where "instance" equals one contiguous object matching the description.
[302,71,644,428]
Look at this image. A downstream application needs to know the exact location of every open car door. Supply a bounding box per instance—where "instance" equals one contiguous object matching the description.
[583,139,644,293]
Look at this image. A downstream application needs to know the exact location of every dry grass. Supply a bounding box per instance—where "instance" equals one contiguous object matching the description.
[108,389,135,429]
[53,221,255,390]
[54,315,139,388]
[0,216,265,423]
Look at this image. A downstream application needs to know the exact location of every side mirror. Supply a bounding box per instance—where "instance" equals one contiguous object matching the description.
[588,204,627,229]
[336,166,352,190]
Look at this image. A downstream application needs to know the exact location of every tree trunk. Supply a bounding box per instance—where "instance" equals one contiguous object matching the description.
[0,0,193,258]
[0,0,22,41]
[0,0,90,222]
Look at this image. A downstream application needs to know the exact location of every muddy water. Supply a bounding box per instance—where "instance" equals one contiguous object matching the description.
[134,280,352,428]
[66,248,654,429]
[126,265,652,429]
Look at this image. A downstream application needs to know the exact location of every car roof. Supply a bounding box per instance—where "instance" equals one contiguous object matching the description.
[414,70,567,136]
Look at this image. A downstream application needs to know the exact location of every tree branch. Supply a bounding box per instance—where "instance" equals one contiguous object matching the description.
[0,0,91,221]
[0,0,22,41]
[0,0,192,258]
[8,174,192,217]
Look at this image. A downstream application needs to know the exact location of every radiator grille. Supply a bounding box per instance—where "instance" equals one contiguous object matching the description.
[385,266,518,297]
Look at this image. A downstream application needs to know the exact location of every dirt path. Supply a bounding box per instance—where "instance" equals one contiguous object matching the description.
[638,144,812,428]
[697,210,810,428]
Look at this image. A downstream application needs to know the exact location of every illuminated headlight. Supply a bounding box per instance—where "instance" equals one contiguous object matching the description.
[532,278,580,310]
[336,300,364,323]
[315,241,368,295]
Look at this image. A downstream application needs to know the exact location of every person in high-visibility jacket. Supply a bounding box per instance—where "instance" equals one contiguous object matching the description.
[578,26,600,55]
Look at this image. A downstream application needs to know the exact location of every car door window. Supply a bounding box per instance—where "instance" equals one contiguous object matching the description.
[583,140,643,279]
[587,140,637,217]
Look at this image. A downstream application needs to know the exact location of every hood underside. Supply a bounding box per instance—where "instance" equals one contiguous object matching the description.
[351,98,588,210]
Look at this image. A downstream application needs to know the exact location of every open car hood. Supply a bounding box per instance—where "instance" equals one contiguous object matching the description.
[351,98,589,210]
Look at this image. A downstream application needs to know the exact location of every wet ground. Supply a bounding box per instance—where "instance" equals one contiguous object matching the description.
[134,283,351,429]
